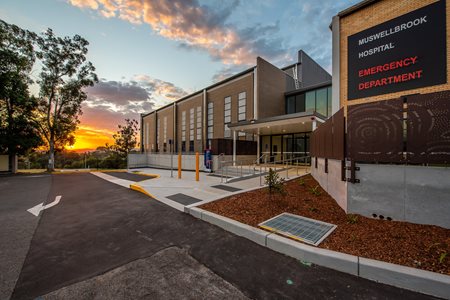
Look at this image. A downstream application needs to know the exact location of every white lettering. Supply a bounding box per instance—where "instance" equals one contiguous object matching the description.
[358,15,428,46]
[359,43,395,59]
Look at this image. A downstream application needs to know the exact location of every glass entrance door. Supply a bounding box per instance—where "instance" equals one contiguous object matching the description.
[283,134,293,161]
[271,135,282,162]
[260,132,310,164]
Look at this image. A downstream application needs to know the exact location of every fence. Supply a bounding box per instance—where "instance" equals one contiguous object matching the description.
[347,91,450,164]
[310,108,345,160]
[128,153,256,172]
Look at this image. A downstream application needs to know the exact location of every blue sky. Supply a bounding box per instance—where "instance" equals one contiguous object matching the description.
[0,0,359,150]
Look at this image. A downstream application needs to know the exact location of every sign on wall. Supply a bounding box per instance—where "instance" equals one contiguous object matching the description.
[347,0,447,100]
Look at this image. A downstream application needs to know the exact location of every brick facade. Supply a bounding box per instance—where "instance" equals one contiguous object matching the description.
[339,0,450,109]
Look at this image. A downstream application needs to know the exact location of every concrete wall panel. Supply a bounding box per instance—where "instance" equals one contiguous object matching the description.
[347,164,405,220]
[0,155,8,172]
[311,158,347,212]
[347,164,450,228]
[404,166,450,228]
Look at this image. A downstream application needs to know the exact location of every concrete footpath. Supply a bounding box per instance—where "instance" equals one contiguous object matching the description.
[129,167,307,211]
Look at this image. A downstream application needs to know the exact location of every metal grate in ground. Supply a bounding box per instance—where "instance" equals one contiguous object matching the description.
[166,193,202,205]
[259,213,336,246]
[211,185,242,192]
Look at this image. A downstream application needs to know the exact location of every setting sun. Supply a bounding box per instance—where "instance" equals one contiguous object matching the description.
[69,126,115,152]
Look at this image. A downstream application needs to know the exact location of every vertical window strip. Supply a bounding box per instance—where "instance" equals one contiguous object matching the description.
[163,117,167,143]
[189,108,194,141]
[196,106,202,140]
[181,111,186,142]
[238,91,246,121]
[224,96,231,138]
[207,102,214,139]
[157,118,160,152]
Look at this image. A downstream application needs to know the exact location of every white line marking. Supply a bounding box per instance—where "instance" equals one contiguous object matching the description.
[27,195,62,216]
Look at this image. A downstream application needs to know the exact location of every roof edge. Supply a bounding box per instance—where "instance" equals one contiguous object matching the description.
[142,66,255,117]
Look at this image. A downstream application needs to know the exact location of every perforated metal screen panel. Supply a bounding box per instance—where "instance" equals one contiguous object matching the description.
[259,213,336,246]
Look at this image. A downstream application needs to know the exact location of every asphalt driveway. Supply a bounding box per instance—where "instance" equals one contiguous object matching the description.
[2,173,437,299]
[0,174,52,300]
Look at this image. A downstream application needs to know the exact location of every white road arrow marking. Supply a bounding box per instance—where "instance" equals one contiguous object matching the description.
[27,195,62,216]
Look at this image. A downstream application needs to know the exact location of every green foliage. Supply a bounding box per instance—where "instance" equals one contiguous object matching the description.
[439,252,447,264]
[112,119,139,157]
[309,185,322,196]
[309,207,318,213]
[0,20,43,157]
[264,168,286,195]
[298,178,305,186]
[347,214,359,224]
[18,148,127,170]
[33,28,98,170]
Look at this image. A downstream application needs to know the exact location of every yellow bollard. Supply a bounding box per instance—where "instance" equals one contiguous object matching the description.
[178,152,182,179]
[195,152,199,181]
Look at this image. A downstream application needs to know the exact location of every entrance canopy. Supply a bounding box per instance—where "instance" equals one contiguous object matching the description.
[228,111,326,135]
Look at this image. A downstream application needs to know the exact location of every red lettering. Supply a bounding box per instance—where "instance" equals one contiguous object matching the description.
[357,56,420,78]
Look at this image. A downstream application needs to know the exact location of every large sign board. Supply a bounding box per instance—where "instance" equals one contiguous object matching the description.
[347,0,447,100]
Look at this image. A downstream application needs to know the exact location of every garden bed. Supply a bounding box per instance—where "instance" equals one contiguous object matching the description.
[200,174,450,275]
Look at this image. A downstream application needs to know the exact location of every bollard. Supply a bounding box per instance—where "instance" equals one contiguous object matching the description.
[178,152,182,179]
[195,152,199,181]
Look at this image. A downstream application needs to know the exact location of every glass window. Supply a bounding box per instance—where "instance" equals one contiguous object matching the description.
[189,108,194,141]
[286,96,295,114]
[327,87,332,116]
[305,91,316,113]
[224,96,231,138]
[224,124,231,138]
[181,111,186,142]
[295,94,305,113]
[189,140,194,152]
[156,118,160,152]
[316,88,328,117]
[238,92,246,121]
[294,133,306,155]
[207,102,213,139]
[196,106,202,140]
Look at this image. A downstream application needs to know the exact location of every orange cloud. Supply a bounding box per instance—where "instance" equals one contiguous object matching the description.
[68,0,287,66]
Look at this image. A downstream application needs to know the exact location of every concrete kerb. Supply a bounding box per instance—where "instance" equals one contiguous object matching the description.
[358,257,450,299]
[186,207,450,299]
[187,207,271,247]
[129,183,156,199]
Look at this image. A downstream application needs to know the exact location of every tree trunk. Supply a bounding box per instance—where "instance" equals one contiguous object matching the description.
[48,139,55,172]
[9,153,18,174]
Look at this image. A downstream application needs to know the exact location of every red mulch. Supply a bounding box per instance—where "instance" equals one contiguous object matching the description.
[200,174,450,275]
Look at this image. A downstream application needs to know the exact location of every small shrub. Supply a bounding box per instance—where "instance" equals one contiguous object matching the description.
[309,185,321,196]
[265,168,286,195]
[347,214,359,224]
[309,207,318,213]
[298,178,305,186]
[348,234,357,242]
[439,252,447,264]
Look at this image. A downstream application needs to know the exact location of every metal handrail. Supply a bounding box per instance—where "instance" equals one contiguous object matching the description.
[259,155,311,185]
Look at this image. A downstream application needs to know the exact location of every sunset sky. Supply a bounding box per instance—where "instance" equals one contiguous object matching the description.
[1,0,358,152]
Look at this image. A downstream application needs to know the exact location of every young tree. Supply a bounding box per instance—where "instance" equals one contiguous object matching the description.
[112,119,139,157]
[34,28,97,171]
[0,20,42,172]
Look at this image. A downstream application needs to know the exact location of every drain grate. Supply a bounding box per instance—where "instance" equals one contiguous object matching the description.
[211,185,242,192]
[166,193,202,205]
[259,213,336,246]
